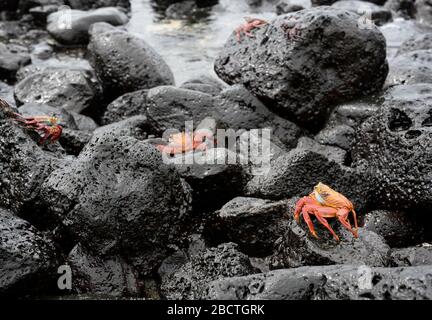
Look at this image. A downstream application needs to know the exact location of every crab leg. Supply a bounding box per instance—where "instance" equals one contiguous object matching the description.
[313,209,340,241]
[336,208,358,238]
[301,205,318,238]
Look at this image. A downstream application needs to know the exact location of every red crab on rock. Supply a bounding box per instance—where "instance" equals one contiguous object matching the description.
[294,183,359,241]
[0,98,63,144]
[235,17,268,42]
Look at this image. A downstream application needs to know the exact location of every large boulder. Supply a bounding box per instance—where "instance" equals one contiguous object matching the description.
[352,84,432,212]
[47,7,128,45]
[14,69,102,114]
[39,133,192,275]
[214,7,388,130]
[0,208,59,297]
[88,24,174,100]
[205,264,432,300]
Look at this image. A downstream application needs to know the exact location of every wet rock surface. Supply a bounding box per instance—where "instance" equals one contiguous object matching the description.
[270,198,390,269]
[102,89,149,125]
[14,69,102,114]
[88,24,175,100]
[205,264,432,300]
[204,197,289,256]
[67,245,140,297]
[39,134,192,275]
[1,2,432,300]
[160,243,258,300]
[0,208,59,297]
[215,7,388,130]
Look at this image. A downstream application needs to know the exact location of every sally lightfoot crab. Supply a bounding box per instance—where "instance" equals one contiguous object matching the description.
[294,183,359,241]
[235,17,268,42]
[0,98,63,144]
[155,129,214,156]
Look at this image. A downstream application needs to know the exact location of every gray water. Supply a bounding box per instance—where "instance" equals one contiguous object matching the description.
[126,0,302,84]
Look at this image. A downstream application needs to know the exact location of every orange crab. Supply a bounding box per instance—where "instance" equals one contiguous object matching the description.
[235,17,268,43]
[294,183,359,241]
[0,98,63,144]
[156,130,214,156]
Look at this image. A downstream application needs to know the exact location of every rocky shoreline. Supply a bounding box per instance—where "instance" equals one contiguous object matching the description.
[1,0,432,300]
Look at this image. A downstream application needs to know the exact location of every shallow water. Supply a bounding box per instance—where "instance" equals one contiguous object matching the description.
[126,0,288,84]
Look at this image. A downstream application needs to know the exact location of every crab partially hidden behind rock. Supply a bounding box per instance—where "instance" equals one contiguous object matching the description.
[294,183,359,241]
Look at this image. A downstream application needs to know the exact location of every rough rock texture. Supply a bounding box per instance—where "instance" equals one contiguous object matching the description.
[385,49,432,87]
[164,148,245,213]
[214,85,302,148]
[14,69,102,114]
[205,264,432,300]
[39,133,192,275]
[146,86,214,131]
[67,245,140,297]
[47,7,128,45]
[363,210,428,248]
[397,34,432,55]
[270,199,390,269]
[93,115,161,141]
[0,208,59,297]
[0,43,30,83]
[245,138,369,213]
[160,243,257,300]
[0,103,63,222]
[352,84,432,212]
[391,246,432,267]
[88,24,174,100]
[215,7,388,130]
[102,89,148,125]
[204,197,290,256]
